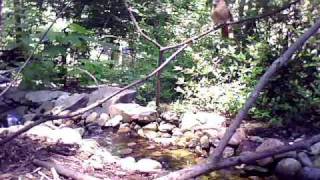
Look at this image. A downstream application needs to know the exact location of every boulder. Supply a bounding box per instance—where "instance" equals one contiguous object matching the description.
[52,93,88,115]
[88,86,136,113]
[172,128,183,137]
[275,158,302,178]
[199,135,210,149]
[298,167,320,180]
[119,157,136,171]
[137,129,158,139]
[26,90,69,103]
[158,122,176,132]
[196,112,226,130]
[298,152,313,167]
[109,103,157,123]
[135,159,162,173]
[180,112,200,131]
[223,147,235,158]
[142,122,158,131]
[104,115,122,127]
[311,142,320,155]
[160,111,179,124]
[228,128,246,146]
[256,138,284,166]
[118,148,133,156]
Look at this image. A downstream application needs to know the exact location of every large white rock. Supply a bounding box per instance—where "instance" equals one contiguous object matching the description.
[25,90,69,103]
[158,122,176,132]
[109,103,157,123]
[119,157,136,171]
[180,112,200,131]
[135,158,162,172]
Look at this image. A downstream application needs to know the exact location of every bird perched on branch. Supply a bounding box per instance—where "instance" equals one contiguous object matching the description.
[211,0,233,38]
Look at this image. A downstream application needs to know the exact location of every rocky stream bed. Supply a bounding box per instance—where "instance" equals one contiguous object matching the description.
[1,87,320,179]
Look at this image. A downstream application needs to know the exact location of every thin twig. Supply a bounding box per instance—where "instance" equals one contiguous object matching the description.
[0,3,70,97]
[76,67,100,88]
[124,0,162,48]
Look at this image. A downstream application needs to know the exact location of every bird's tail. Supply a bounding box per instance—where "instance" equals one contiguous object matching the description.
[221,25,229,38]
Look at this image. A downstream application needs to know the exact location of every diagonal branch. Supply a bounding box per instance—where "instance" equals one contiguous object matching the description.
[124,1,162,48]
[158,17,320,180]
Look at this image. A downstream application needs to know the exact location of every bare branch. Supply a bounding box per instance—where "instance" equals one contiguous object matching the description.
[157,134,320,180]
[124,1,162,48]
[76,67,100,88]
[0,3,70,97]
[161,0,300,51]
[158,17,320,180]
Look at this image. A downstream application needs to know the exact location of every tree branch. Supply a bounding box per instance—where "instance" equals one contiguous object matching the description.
[124,1,162,48]
[157,134,320,180]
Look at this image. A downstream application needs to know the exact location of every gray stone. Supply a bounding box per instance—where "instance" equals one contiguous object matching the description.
[97,113,111,126]
[180,112,200,131]
[119,157,136,171]
[138,129,158,139]
[109,103,157,123]
[228,128,246,146]
[52,93,88,114]
[26,90,69,103]
[86,112,99,123]
[160,133,172,138]
[203,129,219,139]
[135,159,162,172]
[55,127,82,144]
[200,135,210,149]
[35,101,54,114]
[127,142,137,147]
[311,142,320,155]
[275,158,302,178]
[118,148,133,156]
[298,167,320,180]
[244,165,269,175]
[223,147,235,158]
[88,86,136,114]
[104,115,122,127]
[196,112,226,129]
[172,128,183,137]
[154,137,176,147]
[158,122,176,132]
[298,152,313,167]
[142,122,158,131]
[160,111,179,123]
[256,138,284,166]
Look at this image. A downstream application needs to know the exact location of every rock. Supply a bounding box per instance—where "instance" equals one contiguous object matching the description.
[27,125,55,139]
[87,155,104,170]
[160,111,179,123]
[188,138,198,148]
[274,151,297,159]
[154,137,176,147]
[244,165,269,176]
[249,136,264,143]
[142,122,158,131]
[172,128,183,137]
[35,101,54,114]
[97,113,111,126]
[256,138,284,166]
[297,167,320,180]
[196,112,226,129]
[135,159,162,172]
[75,127,85,136]
[275,158,302,178]
[158,122,176,132]
[200,135,210,149]
[55,127,82,144]
[203,129,219,139]
[140,129,158,139]
[86,112,99,123]
[104,115,122,127]
[117,126,131,134]
[88,86,136,114]
[311,142,320,155]
[118,148,133,156]
[127,142,137,147]
[298,152,313,167]
[26,90,69,103]
[237,140,259,154]
[313,156,320,168]
[119,157,136,171]
[180,112,200,131]
[109,103,157,123]
[52,93,88,114]
[228,128,246,146]
[6,112,24,127]
[23,113,37,122]
[160,133,172,138]
[223,147,234,158]
[79,139,100,156]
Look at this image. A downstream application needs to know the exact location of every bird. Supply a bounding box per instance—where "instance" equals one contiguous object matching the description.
[211,0,233,38]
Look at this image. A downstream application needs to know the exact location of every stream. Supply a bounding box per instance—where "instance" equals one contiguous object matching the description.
[84,127,248,180]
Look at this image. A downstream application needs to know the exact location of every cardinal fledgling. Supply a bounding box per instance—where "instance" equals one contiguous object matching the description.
[211,0,233,38]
